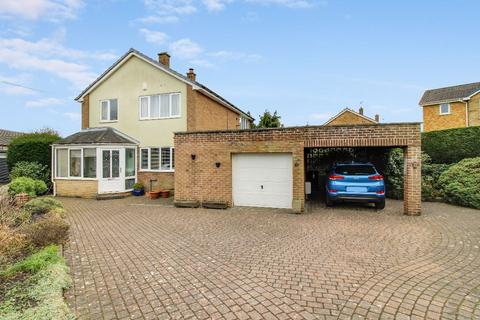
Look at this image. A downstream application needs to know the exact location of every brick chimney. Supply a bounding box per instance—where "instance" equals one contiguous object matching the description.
[375,114,380,122]
[187,68,196,81]
[359,107,364,115]
[158,52,170,68]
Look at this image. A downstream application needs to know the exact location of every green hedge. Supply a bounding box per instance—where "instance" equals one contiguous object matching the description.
[422,126,480,164]
[438,157,480,209]
[7,132,60,170]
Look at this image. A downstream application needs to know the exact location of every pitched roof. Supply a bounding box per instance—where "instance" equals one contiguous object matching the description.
[419,82,480,106]
[323,108,377,126]
[55,127,138,145]
[75,48,253,120]
[0,129,24,146]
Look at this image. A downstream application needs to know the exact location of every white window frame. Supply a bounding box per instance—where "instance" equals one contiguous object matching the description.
[100,99,119,122]
[54,147,98,180]
[240,117,249,129]
[439,103,451,115]
[68,148,83,178]
[138,93,181,120]
[139,147,175,172]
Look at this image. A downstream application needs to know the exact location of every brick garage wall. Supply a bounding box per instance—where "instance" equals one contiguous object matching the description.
[137,171,174,192]
[327,111,376,126]
[55,179,98,198]
[186,85,240,131]
[423,102,466,132]
[175,123,422,215]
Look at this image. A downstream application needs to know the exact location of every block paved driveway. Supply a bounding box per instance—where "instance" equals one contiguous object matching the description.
[62,198,480,319]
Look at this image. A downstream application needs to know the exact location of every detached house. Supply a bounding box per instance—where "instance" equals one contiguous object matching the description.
[419,82,480,132]
[52,48,253,198]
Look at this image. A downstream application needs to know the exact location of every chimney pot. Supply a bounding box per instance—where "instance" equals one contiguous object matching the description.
[359,107,364,115]
[187,68,196,81]
[375,114,380,122]
[158,52,170,68]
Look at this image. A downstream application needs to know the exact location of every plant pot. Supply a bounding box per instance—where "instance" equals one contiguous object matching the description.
[147,191,161,199]
[132,189,144,196]
[160,190,170,198]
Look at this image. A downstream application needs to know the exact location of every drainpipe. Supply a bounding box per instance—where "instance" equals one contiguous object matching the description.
[51,145,56,196]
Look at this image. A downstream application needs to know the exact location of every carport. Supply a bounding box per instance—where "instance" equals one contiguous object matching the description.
[174,123,421,215]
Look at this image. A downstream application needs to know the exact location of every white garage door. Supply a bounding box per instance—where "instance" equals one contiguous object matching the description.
[232,153,293,209]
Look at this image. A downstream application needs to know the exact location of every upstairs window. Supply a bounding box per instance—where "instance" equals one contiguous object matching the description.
[101,99,118,121]
[139,93,180,120]
[439,103,451,115]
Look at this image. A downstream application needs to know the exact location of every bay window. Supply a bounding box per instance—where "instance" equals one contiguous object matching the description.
[139,93,180,119]
[56,149,68,177]
[83,148,96,178]
[140,147,175,171]
[69,149,81,177]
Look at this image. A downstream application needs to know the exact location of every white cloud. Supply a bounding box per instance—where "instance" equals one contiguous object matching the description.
[244,0,319,8]
[0,34,117,88]
[202,0,232,11]
[136,15,179,24]
[0,0,84,21]
[169,38,204,59]
[209,50,261,62]
[139,28,168,44]
[26,97,63,108]
[64,112,81,121]
[139,0,196,25]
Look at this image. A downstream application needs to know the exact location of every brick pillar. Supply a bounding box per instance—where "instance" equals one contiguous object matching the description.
[81,94,90,129]
[403,145,421,215]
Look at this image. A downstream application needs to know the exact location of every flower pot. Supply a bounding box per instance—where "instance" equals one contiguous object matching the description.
[160,190,170,198]
[147,191,161,199]
[132,189,144,196]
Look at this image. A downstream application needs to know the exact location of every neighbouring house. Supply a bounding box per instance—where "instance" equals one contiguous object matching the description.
[324,107,380,126]
[52,48,253,198]
[0,129,24,184]
[419,82,480,132]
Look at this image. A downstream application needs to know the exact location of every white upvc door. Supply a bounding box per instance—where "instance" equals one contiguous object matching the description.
[98,148,124,193]
[232,153,293,209]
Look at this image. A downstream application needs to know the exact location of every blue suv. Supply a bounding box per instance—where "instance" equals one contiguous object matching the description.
[325,162,385,209]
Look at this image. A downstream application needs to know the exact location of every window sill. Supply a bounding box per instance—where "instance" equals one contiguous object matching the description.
[54,177,97,180]
[139,170,175,173]
[139,116,181,121]
[100,120,118,123]
[439,113,451,116]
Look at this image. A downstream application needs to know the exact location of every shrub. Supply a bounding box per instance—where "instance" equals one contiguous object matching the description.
[8,177,47,197]
[384,148,404,199]
[133,182,144,190]
[438,157,480,209]
[20,214,69,248]
[6,132,60,187]
[1,245,61,277]
[0,225,31,265]
[10,161,50,186]
[24,197,65,216]
[422,126,480,164]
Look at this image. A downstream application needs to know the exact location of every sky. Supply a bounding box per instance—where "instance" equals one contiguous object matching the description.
[0,0,479,136]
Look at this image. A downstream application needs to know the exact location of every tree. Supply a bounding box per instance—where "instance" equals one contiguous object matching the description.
[254,110,282,128]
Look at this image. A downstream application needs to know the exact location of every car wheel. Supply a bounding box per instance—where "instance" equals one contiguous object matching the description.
[326,196,334,207]
[375,199,385,210]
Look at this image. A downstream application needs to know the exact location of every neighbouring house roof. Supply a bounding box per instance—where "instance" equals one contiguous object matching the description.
[75,48,254,121]
[55,127,138,145]
[419,82,480,106]
[323,108,378,126]
[0,129,24,146]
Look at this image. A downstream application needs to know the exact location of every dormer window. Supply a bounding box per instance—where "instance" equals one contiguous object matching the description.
[439,103,450,115]
[101,99,118,121]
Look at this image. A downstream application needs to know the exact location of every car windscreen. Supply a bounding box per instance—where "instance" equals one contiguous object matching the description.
[334,165,376,176]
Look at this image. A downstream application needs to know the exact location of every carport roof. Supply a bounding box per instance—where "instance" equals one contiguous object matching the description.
[55,127,138,145]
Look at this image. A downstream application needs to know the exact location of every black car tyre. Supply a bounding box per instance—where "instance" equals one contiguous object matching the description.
[326,196,334,207]
[375,199,385,210]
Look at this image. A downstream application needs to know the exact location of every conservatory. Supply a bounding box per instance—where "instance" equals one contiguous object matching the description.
[52,127,139,198]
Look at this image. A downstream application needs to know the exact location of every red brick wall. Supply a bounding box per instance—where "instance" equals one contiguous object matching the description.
[137,171,174,192]
[174,123,422,215]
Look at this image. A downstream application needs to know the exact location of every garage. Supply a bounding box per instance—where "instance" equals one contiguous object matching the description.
[173,123,421,215]
[232,153,293,209]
